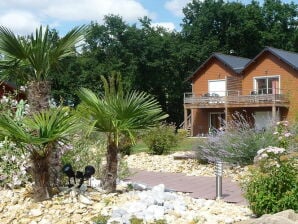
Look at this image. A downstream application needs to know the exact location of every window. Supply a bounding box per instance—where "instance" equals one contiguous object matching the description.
[208,80,226,96]
[254,76,279,94]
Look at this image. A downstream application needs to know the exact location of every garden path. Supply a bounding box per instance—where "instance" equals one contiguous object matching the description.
[125,169,247,205]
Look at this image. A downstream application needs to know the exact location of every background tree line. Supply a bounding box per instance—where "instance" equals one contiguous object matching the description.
[18,0,298,126]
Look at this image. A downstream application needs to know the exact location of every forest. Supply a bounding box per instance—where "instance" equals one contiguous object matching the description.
[6,0,298,125]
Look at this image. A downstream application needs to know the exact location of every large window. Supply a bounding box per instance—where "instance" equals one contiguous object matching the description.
[254,76,280,94]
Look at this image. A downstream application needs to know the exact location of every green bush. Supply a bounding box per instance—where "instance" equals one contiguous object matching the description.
[61,132,106,179]
[197,112,278,165]
[242,146,298,216]
[119,135,134,156]
[143,123,178,155]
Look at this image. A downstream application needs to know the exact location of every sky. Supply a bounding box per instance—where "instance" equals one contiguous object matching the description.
[0,0,297,36]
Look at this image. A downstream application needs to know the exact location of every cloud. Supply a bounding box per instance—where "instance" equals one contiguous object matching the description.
[43,0,151,22]
[0,0,153,34]
[165,0,191,17]
[0,10,41,35]
[151,22,176,31]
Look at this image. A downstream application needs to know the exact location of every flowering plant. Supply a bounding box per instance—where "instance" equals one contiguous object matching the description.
[273,121,292,148]
[0,93,31,188]
[0,138,30,188]
[253,146,286,171]
[243,145,298,216]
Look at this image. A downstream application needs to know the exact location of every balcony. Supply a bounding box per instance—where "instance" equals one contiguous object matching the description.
[184,90,289,109]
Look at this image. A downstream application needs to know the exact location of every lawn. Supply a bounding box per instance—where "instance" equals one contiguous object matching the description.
[131,137,206,154]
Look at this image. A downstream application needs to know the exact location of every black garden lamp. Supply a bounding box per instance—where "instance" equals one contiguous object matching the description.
[62,164,76,187]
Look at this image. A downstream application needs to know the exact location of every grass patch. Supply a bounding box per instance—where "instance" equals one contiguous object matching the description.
[131,137,205,154]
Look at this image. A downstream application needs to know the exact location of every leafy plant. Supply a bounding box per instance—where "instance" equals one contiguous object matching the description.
[91,214,109,224]
[129,216,143,224]
[242,146,298,216]
[0,93,30,188]
[0,107,82,201]
[77,74,167,192]
[143,123,178,155]
[61,132,106,179]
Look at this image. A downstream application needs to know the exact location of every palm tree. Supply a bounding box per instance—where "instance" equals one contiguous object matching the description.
[0,25,87,112]
[0,107,81,201]
[77,74,168,192]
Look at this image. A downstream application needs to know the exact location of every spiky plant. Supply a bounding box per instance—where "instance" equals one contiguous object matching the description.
[77,74,168,192]
[0,107,81,201]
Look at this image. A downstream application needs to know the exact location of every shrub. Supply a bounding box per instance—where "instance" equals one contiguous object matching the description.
[119,134,134,156]
[197,112,278,165]
[0,138,30,188]
[143,123,178,155]
[0,93,30,188]
[61,132,106,179]
[242,146,298,216]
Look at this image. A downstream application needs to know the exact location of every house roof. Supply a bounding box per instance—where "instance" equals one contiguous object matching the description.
[242,47,298,72]
[188,53,250,80]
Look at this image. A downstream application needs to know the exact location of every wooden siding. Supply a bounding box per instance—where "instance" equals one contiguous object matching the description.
[242,52,298,121]
[227,76,242,95]
[192,58,239,96]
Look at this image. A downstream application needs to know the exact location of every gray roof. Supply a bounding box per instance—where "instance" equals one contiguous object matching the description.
[188,53,250,80]
[243,47,298,72]
[265,47,298,70]
[215,53,251,73]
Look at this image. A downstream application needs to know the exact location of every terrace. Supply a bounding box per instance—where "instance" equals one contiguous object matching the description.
[184,89,289,109]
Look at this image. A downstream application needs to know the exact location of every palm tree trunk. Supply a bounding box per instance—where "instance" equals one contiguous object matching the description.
[27,81,61,191]
[27,80,51,113]
[103,141,118,192]
[31,153,52,202]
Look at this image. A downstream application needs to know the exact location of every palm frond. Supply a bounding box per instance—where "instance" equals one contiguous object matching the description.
[77,86,168,143]
[0,26,27,60]
[0,114,31,143]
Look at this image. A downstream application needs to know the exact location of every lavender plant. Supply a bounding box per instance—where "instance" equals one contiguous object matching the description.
[197,112,278,165]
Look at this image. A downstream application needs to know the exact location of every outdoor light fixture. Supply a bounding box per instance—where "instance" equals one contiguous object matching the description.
[84,165,95,179]
[215,160,223,199]
[62,164,76,187]
[62,164,95,188]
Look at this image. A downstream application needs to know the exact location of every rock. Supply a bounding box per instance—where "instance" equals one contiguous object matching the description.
[132,183,147,191]
[235,209,298,224]
[29,209,42,217]
[90,177,101,189]
[78,195,93,205]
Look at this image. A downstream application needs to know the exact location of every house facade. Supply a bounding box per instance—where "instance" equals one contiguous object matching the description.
[183,47,298,136]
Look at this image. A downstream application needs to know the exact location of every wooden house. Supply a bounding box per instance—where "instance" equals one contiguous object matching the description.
[183,47,298,136]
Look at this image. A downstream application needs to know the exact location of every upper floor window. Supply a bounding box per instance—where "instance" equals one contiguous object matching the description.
[254,76,280,94]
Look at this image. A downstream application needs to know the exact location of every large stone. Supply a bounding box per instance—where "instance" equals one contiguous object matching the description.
[235,209,298,224]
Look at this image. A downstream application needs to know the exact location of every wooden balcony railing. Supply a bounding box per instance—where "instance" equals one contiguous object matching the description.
[184,91,289,107]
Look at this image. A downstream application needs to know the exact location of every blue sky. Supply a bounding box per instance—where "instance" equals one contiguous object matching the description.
[0,0,297,36]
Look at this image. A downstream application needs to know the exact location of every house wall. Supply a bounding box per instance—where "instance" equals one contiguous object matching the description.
[192,58,239,96]
[242,52,298,121]
[193,108,209,135]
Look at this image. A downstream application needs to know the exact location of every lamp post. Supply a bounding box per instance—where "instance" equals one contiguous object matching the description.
[215,160,223,199]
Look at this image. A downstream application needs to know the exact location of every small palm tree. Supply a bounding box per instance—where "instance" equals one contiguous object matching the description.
[0,25,87,112]
[77,74,168,192]
[0,107,81,201]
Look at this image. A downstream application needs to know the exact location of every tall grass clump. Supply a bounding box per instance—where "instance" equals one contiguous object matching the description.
[197,112,278,165]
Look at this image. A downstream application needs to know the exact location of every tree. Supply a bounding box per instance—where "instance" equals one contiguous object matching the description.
[77,74,167,192]
[0,25,87,112]
[0,107,81,201]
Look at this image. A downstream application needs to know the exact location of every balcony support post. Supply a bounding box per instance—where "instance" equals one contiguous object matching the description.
[191,109,194,136]
[272,104,276,122]
[183,106,187,129]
